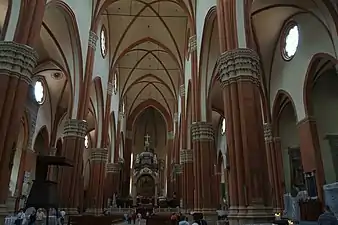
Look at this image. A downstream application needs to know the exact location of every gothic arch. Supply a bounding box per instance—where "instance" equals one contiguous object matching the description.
[127,99,172,132]
[43,0,83,118]
[303,53,337,117]
[272,90,297,136]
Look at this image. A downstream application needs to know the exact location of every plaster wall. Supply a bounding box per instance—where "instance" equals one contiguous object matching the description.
[3,0,20,41]
[278,104,298,193]
[195,0,216,67]
[270,13,336,121]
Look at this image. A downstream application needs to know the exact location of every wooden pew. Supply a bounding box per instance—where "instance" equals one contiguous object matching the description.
[69,215,123,225]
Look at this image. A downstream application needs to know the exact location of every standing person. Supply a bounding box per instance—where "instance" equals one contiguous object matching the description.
[15,209,26,225]
[28,210,37,225]
[59,209,66,225]
[132,211,136,224]
[170,213,177,225]
[178,216,189,225]
[318,205,338,225]
[35,209,45,225]
[191,212,207,225]
[137,212,142,225]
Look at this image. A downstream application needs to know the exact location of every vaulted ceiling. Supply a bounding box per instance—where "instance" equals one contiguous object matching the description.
[102,0,193,118]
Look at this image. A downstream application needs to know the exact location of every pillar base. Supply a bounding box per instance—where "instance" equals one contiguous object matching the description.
[228,206,274,225]
[64,208,79,215]
[201,209,218,225]
[85,208,102,215]
[0,204,8,225]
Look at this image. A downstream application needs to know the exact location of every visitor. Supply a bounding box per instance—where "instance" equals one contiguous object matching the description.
[192,212,207,225]
[15,209,26,225]
[132,211,136,224]
[35,209,45,225]
[28,210,36,225]
[170,213,178,225]
[318,205,338,225]
[59,209,66,225]
[179,216,189,225]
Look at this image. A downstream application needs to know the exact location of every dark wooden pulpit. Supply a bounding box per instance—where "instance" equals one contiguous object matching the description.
[26,155,73,209]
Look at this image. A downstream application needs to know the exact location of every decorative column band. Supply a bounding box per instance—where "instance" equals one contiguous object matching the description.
[63,119,88,138]
[90,148,108,162]
[217,48,260,87]
[0,41,39,84]
[263,123,273,142]
[188,35,197,53]
[49,147,57,156]
[173,163,183,174]
[88,31,98,50]
[180,149,193,163]
[180,84,185,97]
[174,112,179,122]
[191,122,214,141]
[106,163,121,173]
[167,131,174,140]
[107,82,113,95]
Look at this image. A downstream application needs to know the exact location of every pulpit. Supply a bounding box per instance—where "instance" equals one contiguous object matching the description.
[26,155,73,209]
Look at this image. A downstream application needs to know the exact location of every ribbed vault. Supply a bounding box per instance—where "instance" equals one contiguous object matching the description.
[101,0,192,116]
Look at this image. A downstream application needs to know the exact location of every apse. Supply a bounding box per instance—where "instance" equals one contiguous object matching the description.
[133,107,167,159]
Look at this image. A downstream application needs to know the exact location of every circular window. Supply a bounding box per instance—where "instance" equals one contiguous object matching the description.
[84,135,89,148]
[113,72,118,94]
[34,80,45,104]
[282,23,299,60]
[100,25,107,58]
[221,118,226,135]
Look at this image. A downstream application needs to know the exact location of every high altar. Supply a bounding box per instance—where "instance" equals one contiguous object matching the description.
[131,134,159,207]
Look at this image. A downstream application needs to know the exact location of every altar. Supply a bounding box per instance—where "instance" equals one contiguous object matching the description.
[131,134,159,207]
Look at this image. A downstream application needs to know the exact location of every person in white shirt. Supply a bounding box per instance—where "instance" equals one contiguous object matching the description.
[15,209,26,225]
[35,209,45,225]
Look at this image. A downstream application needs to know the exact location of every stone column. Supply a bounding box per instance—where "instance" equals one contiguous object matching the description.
[217,48,273,224]
[191,122,214,212]
[0,42,38,216]
[87,148,108,214]
[180,149,193,210]
[264,123,283,211]
[105,163,121,206]
[297,117,325,201]
[122,130,132,197]
[167,131,174,197]
[58,119,87,214]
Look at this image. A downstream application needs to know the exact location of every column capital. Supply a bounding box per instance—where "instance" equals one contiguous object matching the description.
[0,41,38,84]
[191,122,214,141]
[263,123,273,142]
[179,84,185,97]
[217,48,260,87]
[180,149,193,164]
[174,112,179,122]
[188,35,197,53]
[106,163,121,173]
[173,163,183,174]
[49,147,57,156]
[167,131,175,140]
[90,148,108,162]
[88,31,98,50]
[63,119,88,138]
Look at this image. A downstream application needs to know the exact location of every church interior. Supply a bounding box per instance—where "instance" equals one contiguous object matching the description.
[0,0,338,225]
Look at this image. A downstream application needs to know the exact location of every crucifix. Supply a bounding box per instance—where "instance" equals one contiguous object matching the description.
[144,133,151,147]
